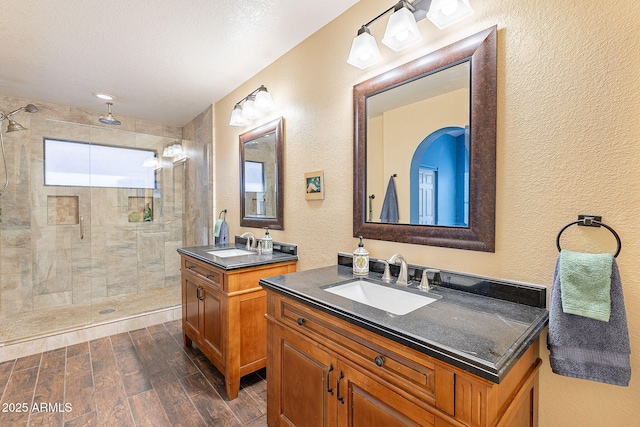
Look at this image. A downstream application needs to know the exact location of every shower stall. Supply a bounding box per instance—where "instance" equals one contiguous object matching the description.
[0,98,187,345]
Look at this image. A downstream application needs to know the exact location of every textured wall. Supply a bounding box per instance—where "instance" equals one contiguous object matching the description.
[213,0,640,424]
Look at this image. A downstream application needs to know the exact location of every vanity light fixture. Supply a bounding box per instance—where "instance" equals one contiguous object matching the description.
[347,0,474,69]
[229,85,275,127]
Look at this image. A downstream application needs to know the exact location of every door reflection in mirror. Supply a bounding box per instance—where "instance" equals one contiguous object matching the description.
[410,126,469,227]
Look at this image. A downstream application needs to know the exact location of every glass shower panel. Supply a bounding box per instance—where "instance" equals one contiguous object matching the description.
[35,123,95,335]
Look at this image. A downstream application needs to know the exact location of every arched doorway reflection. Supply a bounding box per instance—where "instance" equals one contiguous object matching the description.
[410,126,469,226]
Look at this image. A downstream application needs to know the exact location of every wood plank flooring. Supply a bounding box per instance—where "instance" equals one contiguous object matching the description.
[0,320,267,427]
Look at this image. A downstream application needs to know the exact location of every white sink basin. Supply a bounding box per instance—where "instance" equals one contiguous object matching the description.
[207,248,254,258]
[323,280,438,316]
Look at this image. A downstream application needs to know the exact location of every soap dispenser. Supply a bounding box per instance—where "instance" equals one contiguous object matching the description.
[261,227,273,254]
[353,236,369,275]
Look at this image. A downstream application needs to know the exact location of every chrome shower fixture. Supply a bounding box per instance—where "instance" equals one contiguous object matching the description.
[0,103,39,195]
[6,120,27,133]
[99,102,121,126]
[1,103,39,131]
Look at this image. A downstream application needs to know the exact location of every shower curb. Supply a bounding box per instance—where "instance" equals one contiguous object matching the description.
[0,305,182,363]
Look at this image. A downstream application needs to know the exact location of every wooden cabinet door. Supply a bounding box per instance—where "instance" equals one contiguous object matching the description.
[182,275,201,342]
[268,324,338,427]
[200,282,224,366]
[339,363,437,427]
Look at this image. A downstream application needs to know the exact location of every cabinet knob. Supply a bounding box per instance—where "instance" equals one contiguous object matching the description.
[374,356,385,367]
[297,317,305,326]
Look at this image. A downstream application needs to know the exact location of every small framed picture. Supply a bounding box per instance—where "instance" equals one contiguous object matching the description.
[304,170,324,200]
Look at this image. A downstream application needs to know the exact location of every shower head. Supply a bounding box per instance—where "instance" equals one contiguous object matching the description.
[6,120,27,133]
[1,104,38,133]
[99,102,121,126]
[6,104,39,118]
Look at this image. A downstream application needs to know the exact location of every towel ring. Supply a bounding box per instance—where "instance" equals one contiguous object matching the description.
[556,216,621,257]
[219,209,227,220]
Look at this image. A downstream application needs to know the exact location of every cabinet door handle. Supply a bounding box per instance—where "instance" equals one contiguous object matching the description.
[297,317,305,326]
[336,370,345,404]
[326,364,334,395]
[206,274,214,279]
[374,356,385,367]
[187,265,195,270]
[196,286,204,301]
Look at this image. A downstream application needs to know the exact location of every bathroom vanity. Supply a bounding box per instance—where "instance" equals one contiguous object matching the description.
[178,240,297,399]
[260,256,548,426]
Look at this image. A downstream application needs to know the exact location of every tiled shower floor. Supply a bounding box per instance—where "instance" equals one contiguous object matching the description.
[0,286,181,344]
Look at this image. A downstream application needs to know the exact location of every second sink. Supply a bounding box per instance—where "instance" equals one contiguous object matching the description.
[207,248,254,258]
[323,279,439,316]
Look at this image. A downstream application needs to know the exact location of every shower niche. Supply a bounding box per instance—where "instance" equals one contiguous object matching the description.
[128,195,154,222]
[47,195,79,225]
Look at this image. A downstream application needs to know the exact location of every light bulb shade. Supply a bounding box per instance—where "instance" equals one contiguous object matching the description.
[347,27,382,69]
[427,0,474,30]
[229,105,248,126]
[143,156,159,168]
[381,6,423,52]
[163,144,182,157]
[242,96,260,120]
[172,144,184,158]
[254,88,275,112]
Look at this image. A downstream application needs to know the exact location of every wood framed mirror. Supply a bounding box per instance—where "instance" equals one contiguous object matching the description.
[353,26,497,252]
[240,117,284,230]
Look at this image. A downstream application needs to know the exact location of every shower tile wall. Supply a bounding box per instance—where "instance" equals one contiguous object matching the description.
[0,96,188,340]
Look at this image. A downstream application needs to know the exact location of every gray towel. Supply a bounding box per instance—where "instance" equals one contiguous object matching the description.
[215,220,229,245]
[547,255,631,386]
[380,176,399,223]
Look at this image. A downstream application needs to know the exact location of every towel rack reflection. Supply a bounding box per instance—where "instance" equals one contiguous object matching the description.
[556,215,621,257]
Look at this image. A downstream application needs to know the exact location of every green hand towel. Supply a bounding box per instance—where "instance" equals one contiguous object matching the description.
[559,250,613,322]
[214,219,223,238]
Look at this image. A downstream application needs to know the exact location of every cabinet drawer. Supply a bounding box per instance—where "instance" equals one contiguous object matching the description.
[182,257,224,289]
[275,295,442,405]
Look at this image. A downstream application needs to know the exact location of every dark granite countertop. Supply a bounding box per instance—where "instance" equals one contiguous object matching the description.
[177,240,298,271]
[259,263,548,383]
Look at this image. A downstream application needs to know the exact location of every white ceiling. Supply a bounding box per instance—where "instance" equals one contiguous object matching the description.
[0,0,359,127]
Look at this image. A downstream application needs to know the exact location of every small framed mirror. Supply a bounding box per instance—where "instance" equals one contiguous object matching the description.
[240,117,284,230]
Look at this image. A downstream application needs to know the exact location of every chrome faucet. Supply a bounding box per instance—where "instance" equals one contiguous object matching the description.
[240,232,256,250]
[418,269,440,292]
[378,259,392,283]
[387,253,409,286]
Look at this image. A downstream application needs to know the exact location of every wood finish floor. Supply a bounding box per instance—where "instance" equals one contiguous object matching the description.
[0,320,267,427]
